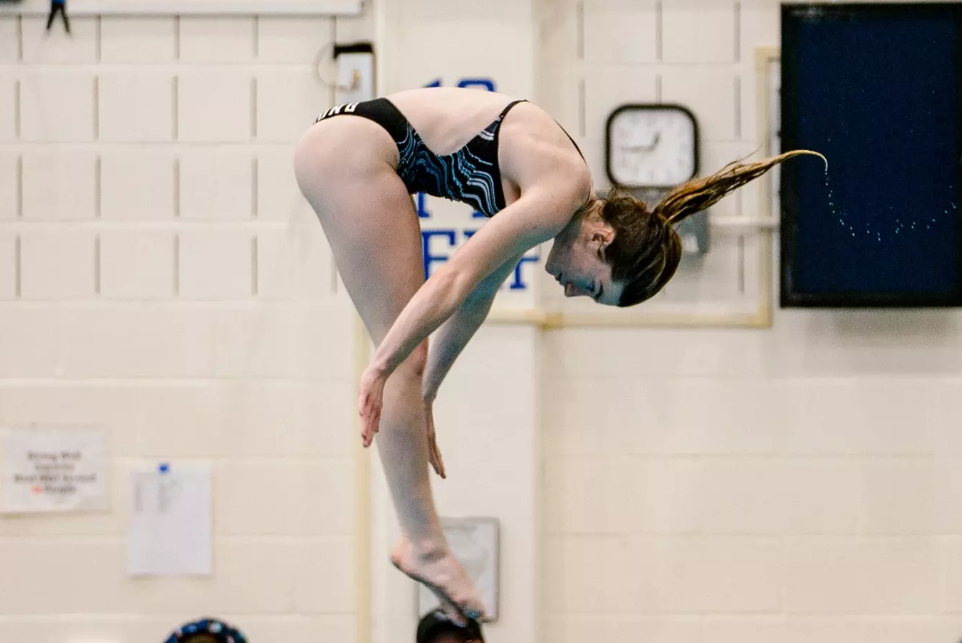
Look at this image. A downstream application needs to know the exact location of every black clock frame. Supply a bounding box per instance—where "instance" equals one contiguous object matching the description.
[604,103,700,190]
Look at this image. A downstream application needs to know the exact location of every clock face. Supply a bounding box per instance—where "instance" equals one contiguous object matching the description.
[606,105,698,189]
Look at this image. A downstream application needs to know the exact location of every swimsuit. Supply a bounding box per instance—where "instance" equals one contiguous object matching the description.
[314,97,583,218]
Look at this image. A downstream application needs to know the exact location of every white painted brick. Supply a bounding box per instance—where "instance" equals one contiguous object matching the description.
[100,17,177,63]
[583,0,658,64]
[258,224,334,300]
[767,311,962,379]
[860,619,962,643]
[297,380,356,457]
[783,619,865,643]
[548,535,781,613]
[544,457,617,535]
[206,303,353,379]
[19,70,96,142]
[256,228,295,298]
[100,150,176,220]
[740,2,780,63]
[59,307,214,378]
[257,147,313,221]
[662,4,736,63]
[216,459,354,536]
[227,617,355,643]
[98,70,175,142]
[208,305,301,378]
[637,460,857,534]
[662,69,738,141]
[701,620,790,643]
[293,538,356,613]
[258,17,333,63]
[536,0,578,62]
[178,70,252,142]
[288,223,334,299]
[179,147,253,220]
[605,377,785,456]
[947,540,962,612]
[543,322,779,380]
[0,232,15,299]
[256,69,332,143]
[0,540,127,613]
[180,16,255,62]
[389,18,532,97]
[0,17,17,62]
[940,384,962,455]
[777,379,948,456]
[785,537,943,613]
[0,70,15,141]
[585,69,658,146]
[542,381,609,457]
[20,230,96,299]
[0,385,140,457]
[21,15,97,63]
[99,230,175,299]
[21,149,97,220]
[128,539,297,614]
[134,383,290,457]
[178,230,252,299]
[334,6,374,43]
[0,308,62,377]
[860,460,962,534]
[543,617,702,643]
[0,150,17,218]
[652,537,782,612]
[132,381,352,458]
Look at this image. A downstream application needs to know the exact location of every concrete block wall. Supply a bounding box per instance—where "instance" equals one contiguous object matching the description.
[538,2,962,642]
[0,8,371,642]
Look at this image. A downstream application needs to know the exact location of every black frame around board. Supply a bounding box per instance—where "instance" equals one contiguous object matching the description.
[779,3,962,308]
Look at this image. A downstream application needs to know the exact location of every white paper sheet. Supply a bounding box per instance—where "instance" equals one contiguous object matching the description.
[127,463,212,577]
[0,426,109,514]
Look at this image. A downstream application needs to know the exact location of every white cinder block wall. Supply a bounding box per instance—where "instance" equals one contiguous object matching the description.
[538,2,962,642]
[0,8,372,643]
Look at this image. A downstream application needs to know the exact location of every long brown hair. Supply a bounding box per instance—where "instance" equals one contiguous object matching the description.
[601,149,826,307]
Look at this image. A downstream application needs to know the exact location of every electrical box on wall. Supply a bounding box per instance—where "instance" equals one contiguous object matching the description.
[333,42,375,104]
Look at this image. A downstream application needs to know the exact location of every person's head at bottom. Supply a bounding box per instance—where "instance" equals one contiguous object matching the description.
[417,608,485,643]
[544,149,825,307]
[164,617,247,643]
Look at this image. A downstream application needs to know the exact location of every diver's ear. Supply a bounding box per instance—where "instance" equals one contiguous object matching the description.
[592,229,615,256]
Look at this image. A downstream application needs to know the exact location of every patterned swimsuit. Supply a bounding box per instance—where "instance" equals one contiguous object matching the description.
[314,97,583,217]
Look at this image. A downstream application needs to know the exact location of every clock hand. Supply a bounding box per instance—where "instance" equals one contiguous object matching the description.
[619,132,661,152]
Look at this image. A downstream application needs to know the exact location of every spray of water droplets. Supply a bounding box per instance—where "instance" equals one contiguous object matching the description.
[822,155,956,242]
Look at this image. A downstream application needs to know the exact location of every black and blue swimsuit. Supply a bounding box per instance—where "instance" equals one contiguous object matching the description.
[314,97,583,218]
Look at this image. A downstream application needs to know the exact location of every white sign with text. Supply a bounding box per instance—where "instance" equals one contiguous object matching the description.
[0,426,109,514]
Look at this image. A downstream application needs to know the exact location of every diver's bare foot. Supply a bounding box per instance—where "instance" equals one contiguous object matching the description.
[390,536,487,626]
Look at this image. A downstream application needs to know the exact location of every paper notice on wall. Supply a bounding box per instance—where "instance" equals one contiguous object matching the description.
[127,463,212,577]
[0,426,109,514]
